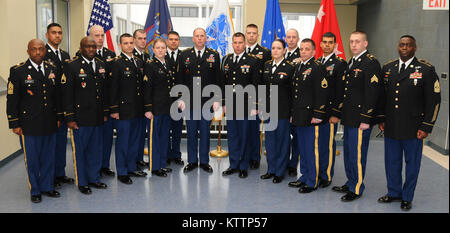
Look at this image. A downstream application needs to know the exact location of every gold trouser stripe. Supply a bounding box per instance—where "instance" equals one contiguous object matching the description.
[314,126,320,188]
[326,123,335,181]
[70,129,79,187]
[149,118,154,171]
[355,129,363,195]
[21,135,32,191]
[259,117,264,157]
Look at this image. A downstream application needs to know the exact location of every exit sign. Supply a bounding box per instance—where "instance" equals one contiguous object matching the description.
[423,0,449,10]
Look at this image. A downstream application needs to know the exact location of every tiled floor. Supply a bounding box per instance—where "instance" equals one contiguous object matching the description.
[0,139,448,213]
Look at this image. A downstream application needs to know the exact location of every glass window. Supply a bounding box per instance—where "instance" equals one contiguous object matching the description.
[282,13,316,42]
[36,0,70,53]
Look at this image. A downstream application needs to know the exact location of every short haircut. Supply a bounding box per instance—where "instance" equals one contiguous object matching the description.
[286,28,299,37]
[47,23,62,31]
[232,32,246,40]
[301,38,316,49]
[273,38,286,48]
[168,31,180,38]
[351,30,367,41]
[152,38,167,48]
[246,24,258,30]
[133,29,146,38]
[193,27,206,35]
[400,34,416,42]
[119,33,133,43]
[322,32,336,42]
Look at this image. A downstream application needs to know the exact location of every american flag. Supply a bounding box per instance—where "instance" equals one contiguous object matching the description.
[87,0,115,51]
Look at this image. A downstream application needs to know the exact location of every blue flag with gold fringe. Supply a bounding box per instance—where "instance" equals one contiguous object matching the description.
[144,0,173,55]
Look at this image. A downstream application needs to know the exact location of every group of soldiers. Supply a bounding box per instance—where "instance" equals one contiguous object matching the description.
[6,22,441,211]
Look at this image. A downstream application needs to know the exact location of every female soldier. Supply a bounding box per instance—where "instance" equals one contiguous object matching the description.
[260,39,295,183]
[143,39,176,177]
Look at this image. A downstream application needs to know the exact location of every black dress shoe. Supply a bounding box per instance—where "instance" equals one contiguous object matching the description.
[56,176,74,184]
[78,186,92,195]
[377,195,402,203]
[183,163,198,173]
[287,167,297,177]
[239,170,248,178]
[151,169,167,177]
[128,171,147,177]
[173,158,184,166]
[222,167,238,176]
[136,161,148,169]
[288,181,305,188]
[401,200,412,211]
[118,175,133,184]
[319,179,332,188]
[31,195,42,203]
[298,185,317,193]
[260,173,274,179]
[332,185,349,193]
[161,167,172,173]
[42,190,60,198]
[200,163,213,173]
[101,168,115,177]
[341,192,361,202]
[249,160,260,169]
[272,176,283,183]
[88,182,107,189]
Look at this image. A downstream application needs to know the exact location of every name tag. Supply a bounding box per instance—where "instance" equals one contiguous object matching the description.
[25,79,35,84]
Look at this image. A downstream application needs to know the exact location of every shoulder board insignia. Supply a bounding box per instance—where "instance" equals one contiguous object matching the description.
[285,60,294,67]
[384,59,397,66]
[44,60,56,67]
[207,48,218,53]
[265,59,273,65]
[67,56,79,63]
[95,57,103,62]
[366,53,376,60]
[260,46,269,51]
[418,59,432,67]
[247,53,257,58]
[12,62,26,69]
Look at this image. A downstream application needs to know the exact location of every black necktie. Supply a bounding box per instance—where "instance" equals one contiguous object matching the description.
[349,58,355,68]
[321,57,325,64]
[55,50,61,62]
[400,63,406,74]
[287,52,291,58]
[37,65,44,78]
[130,58,137,68]
[88,61,95,73]
[197,51,201,59]
[234,55,239,64]
[171,51,175,62]
[247,47,251,54]
[97,50,102,58]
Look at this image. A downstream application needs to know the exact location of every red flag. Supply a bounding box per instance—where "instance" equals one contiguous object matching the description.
[311,0,346,60]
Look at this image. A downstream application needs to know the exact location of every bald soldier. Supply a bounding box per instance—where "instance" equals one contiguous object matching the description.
[7,39,62,203]
[61,37,109,195]
[87,25,116,177]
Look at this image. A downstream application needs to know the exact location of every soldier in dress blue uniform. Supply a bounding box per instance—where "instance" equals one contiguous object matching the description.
[133,29,151,170]
[44,23,74,188]
[331,30,383,202]
[143,39,177,177]
[7,39,61,203]
[259,39,295,184]
[109,33,147,184]
[61,37,108,195]
[220,33,260,179]
[177,28,221,174]
[245,24,272,170]
[287,39,329,193]
[284,29,301,177]
[377,35,441,211]
[88,25,116,177]
[165,31,185,167]
[316,32,347,188]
